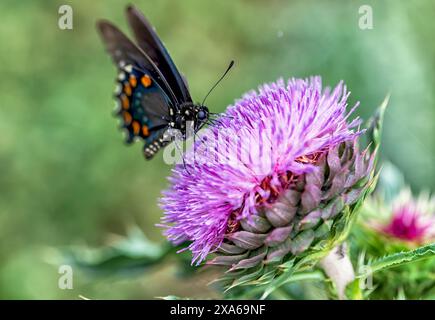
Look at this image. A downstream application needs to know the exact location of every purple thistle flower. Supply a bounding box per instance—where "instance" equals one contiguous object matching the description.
[160,76,366,264]
[380,190,435,243]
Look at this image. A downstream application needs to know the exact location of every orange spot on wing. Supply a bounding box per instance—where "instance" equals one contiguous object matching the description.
[132,121,140,135]
[123,112,132,125]
[129,75,137,87]
[142,125,149,137]
[124,83,132,96]
[121,94,129,109]
[141,75,152,87]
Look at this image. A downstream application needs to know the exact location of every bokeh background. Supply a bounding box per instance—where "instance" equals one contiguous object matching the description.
[0,0,434,299]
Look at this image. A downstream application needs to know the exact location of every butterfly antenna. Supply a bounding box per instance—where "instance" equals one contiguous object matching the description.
[201,60,234,106]
[209,112,234,121]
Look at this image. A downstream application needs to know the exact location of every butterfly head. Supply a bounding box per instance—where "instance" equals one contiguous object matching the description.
[179,104,209,132]
[195,105,209,126]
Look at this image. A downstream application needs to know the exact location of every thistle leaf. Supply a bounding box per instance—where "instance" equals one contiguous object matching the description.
[63,227,173,275]
[225,266,264,291]
[361,243,435,277]
[366,94,389,152]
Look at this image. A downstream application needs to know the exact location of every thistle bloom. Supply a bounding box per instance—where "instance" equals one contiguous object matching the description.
[160,77,375,267]
[379,190,435,243]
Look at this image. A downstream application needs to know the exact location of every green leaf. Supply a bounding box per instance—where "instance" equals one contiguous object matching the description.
[260,269,294,299]
[361,243,435,277]
[345,279,363,300]
[63,227,174,275]
[223,266,264,291]
[366,94,389,151]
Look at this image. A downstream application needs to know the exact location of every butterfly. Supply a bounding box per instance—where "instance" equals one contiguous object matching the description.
[97,5,233,159]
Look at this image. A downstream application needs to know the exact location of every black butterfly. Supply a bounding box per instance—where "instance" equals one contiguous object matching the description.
[97,5,232,159]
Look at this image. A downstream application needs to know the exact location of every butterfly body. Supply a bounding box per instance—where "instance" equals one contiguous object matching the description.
[98,5,209,159]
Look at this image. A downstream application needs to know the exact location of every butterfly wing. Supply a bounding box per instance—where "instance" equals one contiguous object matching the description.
[97,20,178,103]
[97,21,175,159]
[125,5,192,104]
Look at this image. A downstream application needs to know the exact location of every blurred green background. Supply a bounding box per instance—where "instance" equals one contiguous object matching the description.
[0,0,434,299]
